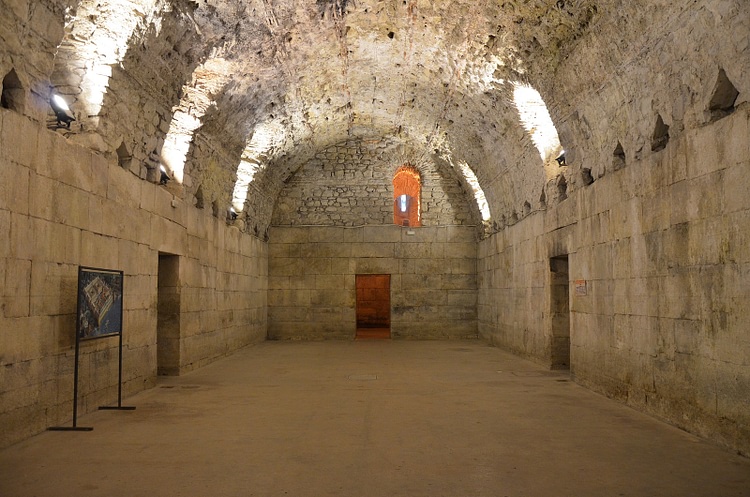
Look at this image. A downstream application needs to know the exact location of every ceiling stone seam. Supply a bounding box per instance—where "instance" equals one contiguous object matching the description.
[392,1,417,129]
[330,4,354,134]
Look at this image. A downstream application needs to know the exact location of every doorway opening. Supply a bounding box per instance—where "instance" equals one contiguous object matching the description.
[550,256,570,370]
[157,253,181,375]
[356,274,391,339]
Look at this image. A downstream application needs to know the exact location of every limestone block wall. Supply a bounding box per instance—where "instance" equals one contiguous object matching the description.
[0,108,267,448]
[478,106,750,456]
[268,225,477,340]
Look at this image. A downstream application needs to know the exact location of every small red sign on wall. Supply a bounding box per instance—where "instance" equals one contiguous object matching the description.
[574,280,587,296]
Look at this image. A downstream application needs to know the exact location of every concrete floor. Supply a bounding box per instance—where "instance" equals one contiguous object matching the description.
[1,340,749,497]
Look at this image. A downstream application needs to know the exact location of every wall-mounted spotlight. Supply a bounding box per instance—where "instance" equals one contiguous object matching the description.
[50,94,76,128]
[159,165,171,185]
[228,207,238,221]
[555,151,566,166]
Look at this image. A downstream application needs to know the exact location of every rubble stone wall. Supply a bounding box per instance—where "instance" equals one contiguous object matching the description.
[271,139,478,227]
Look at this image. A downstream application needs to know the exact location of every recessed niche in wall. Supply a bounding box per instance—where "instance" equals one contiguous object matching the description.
[523,201,531,217]
[613,141,626,170]
[539,188,547,209]
[581,167,594,186]
[557,174,568,201]
[195,185,205,209]
[116,142,132,170]
[651,114,670,152]
[708,67,739,122]
[1,68,24,112]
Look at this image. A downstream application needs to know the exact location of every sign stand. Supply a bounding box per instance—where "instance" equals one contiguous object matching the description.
[99,329,136,411]
[48,328,93,431]
[49,266,134,432]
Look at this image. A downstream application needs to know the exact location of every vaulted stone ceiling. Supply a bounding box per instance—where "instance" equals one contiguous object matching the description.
[5,0,746,234]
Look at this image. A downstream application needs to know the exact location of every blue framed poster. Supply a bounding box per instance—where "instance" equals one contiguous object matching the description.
[77,267,124,340]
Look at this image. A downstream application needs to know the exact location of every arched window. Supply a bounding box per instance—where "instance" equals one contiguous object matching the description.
[393,165,421,227]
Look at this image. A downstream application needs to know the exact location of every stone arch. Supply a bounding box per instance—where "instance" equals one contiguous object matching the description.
[392,164,421,227]
[511,81,563,172]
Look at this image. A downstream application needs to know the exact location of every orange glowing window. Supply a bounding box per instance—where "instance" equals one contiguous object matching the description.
[393,165,421,227]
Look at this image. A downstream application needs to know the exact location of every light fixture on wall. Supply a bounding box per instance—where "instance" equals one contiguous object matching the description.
[159,165,171,185]
[555,151,566,166]
[50,93,76,128]
[228,207,238,221]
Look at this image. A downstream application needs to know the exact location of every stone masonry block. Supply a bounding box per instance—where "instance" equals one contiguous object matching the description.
[308,227,345,243]
[301,242,351,258]
[310,289,350,307]
[150,217,187,256]
[80,231,119,270]
[2,258,30,317]
[448,258,477,275]
[51,141,95,193]
[269,257,304,277]
[29,261,77,316]
[350,242,394,258]
[395,243,432,259]
[330,258,352,275]
[0,158,29,215]
[315,274,346,290]
[724,163,750,214]
[269,227,309,244]
[400,273,442,289]
[89,152,110,198]
[685,116,728,180]
[0,209,9,255]
[722,109,748,168]
[363,225,401,243]
[354,258,396,275]
[303,258,332,275]
[2,111,39,168]
[728,211,750,264]
[106,163,141,210]
[442,273,477,290]
[398,228,434,244]
[343,227,363,243]
[444,242,476,259]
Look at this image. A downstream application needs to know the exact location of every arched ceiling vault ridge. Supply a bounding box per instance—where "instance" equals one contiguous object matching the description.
[229,1,512,229]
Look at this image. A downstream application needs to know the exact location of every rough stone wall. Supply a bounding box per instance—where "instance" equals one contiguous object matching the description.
[478,105,750,456]
[53,2,206,181]
[0,109,267,448]
[268,226,477,340]
[540,1,749,199]
[0,0,68,121]
[182,124,244,216]
[271,139,478,227]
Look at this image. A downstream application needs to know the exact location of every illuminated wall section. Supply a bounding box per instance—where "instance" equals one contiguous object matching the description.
[54,0,167,128]
[161,56,231,184]
[512,83,563,164]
